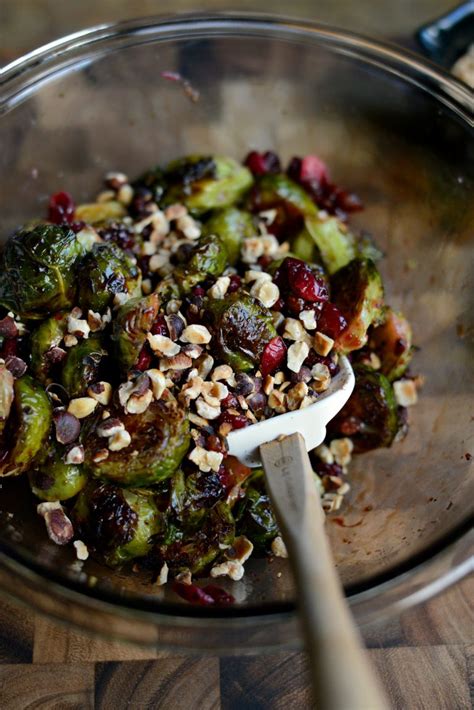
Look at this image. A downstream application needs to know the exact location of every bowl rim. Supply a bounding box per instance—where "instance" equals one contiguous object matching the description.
[0,12,472,638]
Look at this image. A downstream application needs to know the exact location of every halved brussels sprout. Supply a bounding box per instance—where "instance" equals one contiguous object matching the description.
[0,364,14,436]
[111,293,159,374]
[303,215,356,275]
[234,471,278,548]
[0,225,84,319]
[84,397,190,487]
[77,243,141,312]
[30,313,67,383]
[207,292,277,371]
[248,173,318,218]
[328,365,400,452]
[30,444,88,501]
[73,482,162,566]
[162,155,253,214]
[331,258,384,353]
[174,235,228,293]
[159,501,235,574]
[0,376,52,476]
[203,207,256,265]
[61,337,107,398]
[170,467,226,530]
[74,201,126,225]
[370,308,413,381]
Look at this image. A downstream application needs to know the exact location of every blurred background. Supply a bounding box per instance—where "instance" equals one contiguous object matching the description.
[0,0,464,63]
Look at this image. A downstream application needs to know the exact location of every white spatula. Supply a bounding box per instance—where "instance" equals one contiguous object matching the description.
[228,356,388,710]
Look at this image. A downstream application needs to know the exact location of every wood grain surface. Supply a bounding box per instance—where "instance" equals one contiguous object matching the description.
[0,1,472,708]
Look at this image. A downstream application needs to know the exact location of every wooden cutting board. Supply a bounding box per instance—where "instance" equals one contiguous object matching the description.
[0,574,471,708]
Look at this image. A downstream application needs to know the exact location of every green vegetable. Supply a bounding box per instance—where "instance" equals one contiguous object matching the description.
[331,258,384,353]
[73,482,162,566]
[111,293,159,374]
[203,207,256,264]
[0,376,52,476]
[0,225,84,319]
[235,485,278,547]
[370,308,413,381]
[84,397,190,487]
[207,292,277,371]
[174,234,228,293]
[61,336,107,397]
[132,165,167,202]
[248,173,318,218]
[329,365,400,452]
[303,215,356,274]
[160,501,235,574]
[30,314,67,383]
[77,243,141,312]
[170,467,226,530]
[30,445,88,501]
[162,155,253,214]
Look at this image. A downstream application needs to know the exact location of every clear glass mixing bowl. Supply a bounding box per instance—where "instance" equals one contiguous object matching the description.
[0,14,472,653]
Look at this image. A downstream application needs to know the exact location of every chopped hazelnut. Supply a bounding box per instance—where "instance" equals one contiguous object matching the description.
[73,540,89,561]
[208,276,231,300]
[197,354,214,379]
[188,446,223,472]
[393,379,418,407]
[181,376,204,401]
[147,369,167,399]
[108,429,132,451]
[251,279,280,308]
[286,382,309,411]
[155,562,169,586]
[299,310,317,330]
[97,418,125,438]
[92,449,109,463]
[211,364,234,383]
[126,389,153,414]
[65,444,85,465]
[195,397,221,420]
[67,397,98,419]
[147,333,181,356]
[241,237,264,263]
[283,318,312,344]
[330,438,354,466]
[244,269,271,284]
[314,331,335,357]
[271,536,288,558]
[263,375,275,395]
[67,313,90,339]
[287,341,310,373]
[64,334,78,348]
[87,381,112,405]
[268,389,287,413]
[202,381,228,407]
[180,324,212,345]
[210,560,244,581]
[314,444,334,465]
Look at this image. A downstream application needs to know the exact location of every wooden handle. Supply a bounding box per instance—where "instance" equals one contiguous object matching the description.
[260,433,388,710]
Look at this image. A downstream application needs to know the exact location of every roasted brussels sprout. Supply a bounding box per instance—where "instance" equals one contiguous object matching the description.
[203,207,256,265]
[74,201,126,224]
[0,376,52,476]
[73,482,162,565]
[77,243,141,312]
[0,225,84,319]
[61,337,107,397]
[132,165,167,203]
[331,258,384,353]
[162,155,253,214]
[111,293,159,374]
[159,501,235,574]
[248,173,318,219]
[30,313,67,383]
[302,215,356,274]
[84,397,190,487]
[0,363,14,436]
[170,467,226,530]
[369,308,413,381]
[30,444,88,501]
[328,365,400,452]
[207,292,277,371]
[235,480,278,548]
[174,235,228,293]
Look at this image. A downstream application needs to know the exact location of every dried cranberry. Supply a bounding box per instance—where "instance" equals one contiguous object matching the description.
[271,297,285,312]
[287,154,328,185]
[192,286,206,297]
[286,258,324,302]
[151,315,169,336]
[1,338,17,359]
[219,410,249,430]
[48,191,75,225]
[100,223,136,251]
[136,345,153,371]
[257,255,273,269]
[70,221,86,234]
[206,434,227,455]
[317,302,347,339]
[305,350,339,376]
[172,581,215,606]
[260,336,287,378]
[227,275,241,293]
[244,150,281,176]
[0,316,18,339]
[285,295,306,316]
[221,393,239,410]
[202,585,235,605]
[314,461,344,478]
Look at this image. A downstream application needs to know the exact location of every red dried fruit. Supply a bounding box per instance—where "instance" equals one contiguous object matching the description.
[53,410,81,445]
[192,286,206,297]
[48,191,75,225]
[220,393,239,410]
[218,410,249,430]
[0,338,17,359]
[260,336,287,378]
[0,316,18,339]
[70,221,86,234]
[244,150,281,176]
[202,584,235,604]
[317,302,348,339]
[227,275,242,293]
[136,345,153,371]
[172,581,215,606]
[151,315,169,336]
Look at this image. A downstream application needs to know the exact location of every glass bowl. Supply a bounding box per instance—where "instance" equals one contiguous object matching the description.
[0,14,472,653]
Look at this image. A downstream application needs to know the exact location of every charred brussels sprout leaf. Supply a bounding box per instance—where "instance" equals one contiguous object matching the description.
[162,155,253,214]
[208,292,277,371]
[370,308,413,381]
[331,258,384,353]
[132,165,167,202]
[174,235,228,293]
[160,501,235,574]
[77,243,141,312]
[30,313,67,383]
[0,376,52,476]
[329,365,400,452]
[84,397,190,487]
[73,482,162,566]
[248,173,318,218]
[235,485,278,547]
[0,225,84,319]
[203,207,256,265]
[111,293,159,374]
[30,444,87,501]
[0,363,14,436]
[61,337,107,397]
[170,468,226,530]
[302,215,356,274]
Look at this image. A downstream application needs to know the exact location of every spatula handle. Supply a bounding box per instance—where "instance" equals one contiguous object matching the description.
[260,433,388,710]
